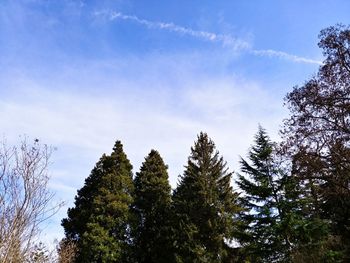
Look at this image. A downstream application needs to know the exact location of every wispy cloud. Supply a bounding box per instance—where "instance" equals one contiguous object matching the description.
[251,49,322,65]
[95,10,251,51]
[0,55,288,248]
[0,1,326,248]
[0,59,284,187]
[94,10,322,65]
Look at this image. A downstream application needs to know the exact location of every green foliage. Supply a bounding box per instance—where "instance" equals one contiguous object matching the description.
[236,127,290,262]
[61,141,134,263]
[133,150,175,263]
[235,126,327,262]
[57,23,350,263]
[173,132,240,263]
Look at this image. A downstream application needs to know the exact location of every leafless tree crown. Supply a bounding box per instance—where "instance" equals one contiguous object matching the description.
[0,138,63,263]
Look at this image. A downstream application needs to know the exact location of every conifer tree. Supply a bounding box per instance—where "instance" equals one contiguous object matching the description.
[133,150,175,263]
[173,132,240,263]
[61,141,134,263]
[236,127,295,262]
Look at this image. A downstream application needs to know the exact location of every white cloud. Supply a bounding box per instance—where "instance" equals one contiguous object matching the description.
[0,49,289,249]
[0,0,320,252]
[0,56,285,185]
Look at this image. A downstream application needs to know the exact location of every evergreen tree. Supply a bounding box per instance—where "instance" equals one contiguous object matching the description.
[173,132,240,263]
[61,141,134,263]
[133,150,175,263]
[236,127,297,262]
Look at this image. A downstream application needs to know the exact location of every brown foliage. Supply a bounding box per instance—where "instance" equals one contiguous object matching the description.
[57,239,77,263]
[282,24,350,260]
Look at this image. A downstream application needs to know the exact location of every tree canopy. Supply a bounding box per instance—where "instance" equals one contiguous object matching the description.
[173,132,240,263]
[283,24,350,261]
[62,141,134,263]
[133,150,174,263]
[56,23,350,263]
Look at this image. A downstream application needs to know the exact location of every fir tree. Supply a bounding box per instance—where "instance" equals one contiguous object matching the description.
[173,132,240,263]
[61,141,134,263]
[236,127,294,262]
[133,150,175,263]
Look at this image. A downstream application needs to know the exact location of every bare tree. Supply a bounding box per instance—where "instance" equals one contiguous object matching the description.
[282,24,350,260]
[56,239,77,263]
[0,137,62,263]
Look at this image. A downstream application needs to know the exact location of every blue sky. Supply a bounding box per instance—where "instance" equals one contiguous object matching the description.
[1,0,349,245]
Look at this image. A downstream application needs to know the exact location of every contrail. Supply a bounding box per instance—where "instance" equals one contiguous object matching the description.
[107,11,251,51]
[95,11,322,65]
[251,49,322,65]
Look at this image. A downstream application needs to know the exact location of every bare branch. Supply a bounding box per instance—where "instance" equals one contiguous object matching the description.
[0,137,63,263]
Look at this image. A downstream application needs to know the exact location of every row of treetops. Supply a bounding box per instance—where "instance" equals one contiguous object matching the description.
[60,24,350,262]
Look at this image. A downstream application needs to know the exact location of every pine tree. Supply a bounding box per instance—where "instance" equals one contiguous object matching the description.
[173,132,240,263]
[236,127,294,262]
[133,150,175,263]
[61,141,134,263]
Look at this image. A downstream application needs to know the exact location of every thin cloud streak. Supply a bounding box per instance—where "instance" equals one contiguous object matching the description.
[107,11,251,51]
[95,10,322,65]
[251,49,323,65]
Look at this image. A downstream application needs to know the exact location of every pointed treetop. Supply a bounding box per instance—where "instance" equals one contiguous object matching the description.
[147,149,162,160]
[189,132,218,164]
[194,132,214,149]
[245,126,274,167]
[112,140,123,153]
[110,140,133,171]
[137,149,169,180]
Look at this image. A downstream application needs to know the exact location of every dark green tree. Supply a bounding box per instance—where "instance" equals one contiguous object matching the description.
[61,141,134,263]
[283,24,350,261]
[133,150,175,263]
[173,132,240,263]
[235,126,324,262]
[236,127,291,262]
